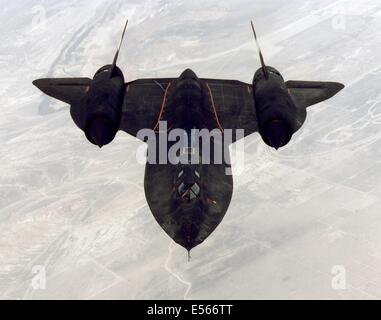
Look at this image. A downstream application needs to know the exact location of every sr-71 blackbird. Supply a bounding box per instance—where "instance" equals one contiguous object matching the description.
[33,20,344,256]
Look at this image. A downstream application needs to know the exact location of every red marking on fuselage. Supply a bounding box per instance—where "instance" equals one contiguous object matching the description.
[206,83,224,133]
[153,82,172,132]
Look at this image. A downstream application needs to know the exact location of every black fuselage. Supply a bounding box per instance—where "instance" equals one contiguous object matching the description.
[144,69,233,252]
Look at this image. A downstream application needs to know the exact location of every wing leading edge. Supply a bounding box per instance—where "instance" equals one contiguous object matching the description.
[33,77,344,142]
[33,78,91,106]
[286,80,344,109]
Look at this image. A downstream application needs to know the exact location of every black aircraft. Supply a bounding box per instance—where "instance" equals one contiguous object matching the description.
[33,20,344,255]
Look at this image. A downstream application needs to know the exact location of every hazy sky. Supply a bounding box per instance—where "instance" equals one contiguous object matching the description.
[1,0,381,299]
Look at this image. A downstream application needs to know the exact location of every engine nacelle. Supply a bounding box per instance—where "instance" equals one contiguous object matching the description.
[253,67,306,149]
[71,65,125,147]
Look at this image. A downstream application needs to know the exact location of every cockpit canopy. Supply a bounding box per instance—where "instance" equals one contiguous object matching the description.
[178,182,200,200]
[176,168,201,200]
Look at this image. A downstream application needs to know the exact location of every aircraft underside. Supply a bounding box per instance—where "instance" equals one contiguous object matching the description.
[32,20,344,255]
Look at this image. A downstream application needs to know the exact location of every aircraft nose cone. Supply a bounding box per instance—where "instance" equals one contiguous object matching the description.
[180,68,198,79]
[177,223,201,251]
[261,119,293,149]
[173,206,204,251]
[85,117,117,148]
